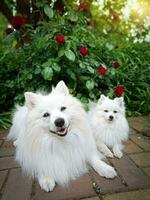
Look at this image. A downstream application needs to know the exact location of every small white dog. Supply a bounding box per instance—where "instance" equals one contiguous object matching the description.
[8,81,116,192]
[88,95,129,159]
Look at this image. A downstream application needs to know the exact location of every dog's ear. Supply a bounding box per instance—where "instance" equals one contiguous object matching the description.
[115,97,124,107]
[24,92,39,109]
[53,80,69,95]
[98,94,106,105]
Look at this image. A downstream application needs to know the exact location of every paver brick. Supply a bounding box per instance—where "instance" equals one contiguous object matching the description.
[0,140,3,146]
[124,140,143,154]
[129,128,137,135]
[103,188,150,200]
[0,140,15,157]
[0,156,19,170]
[110,155,150,189]
[130,134,150,151]
[0,170,8,190]
[0,128,8,140]
[143,167,150,177]
[129,152,150,167]
[128,116,150,136]
[34,173,97,200]
[1,168,32,200]
[90,170,125,194]
[143,130,150,137]
[2,140,14,148]
[0,148,15,157]
[83,197,99,200]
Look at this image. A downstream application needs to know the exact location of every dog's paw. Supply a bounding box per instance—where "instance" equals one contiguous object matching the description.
[13,140,17,147]
[100,165,117,179]
[114,150,123,159]
[105,151,114,158]
[39,177,55,192]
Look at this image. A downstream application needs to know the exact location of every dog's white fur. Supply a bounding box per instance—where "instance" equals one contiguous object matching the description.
[88,95,129,158]
[8,81,116,192]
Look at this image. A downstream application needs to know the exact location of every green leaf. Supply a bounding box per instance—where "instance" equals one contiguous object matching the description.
[79,63,86,69]
[34,66,41,74]
[41,67,53,80]
[36,40,45,49]
[66,69,76,80]
[27,73,33,80]
[44,6,54,19]
[58,48,65,57]
[68,12,78,22]
[65,50,75,62]
[42,58,51,68]
[3,31,19,45]
[81,96,89,104]
[87,66,94,74]
[86,80,94,90]
[52,63,61,72]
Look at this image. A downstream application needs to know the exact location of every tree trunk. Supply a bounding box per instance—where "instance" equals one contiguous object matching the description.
[0,0,13,23]
[16,0,31,23]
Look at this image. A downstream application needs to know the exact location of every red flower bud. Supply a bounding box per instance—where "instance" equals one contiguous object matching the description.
[98,66,106,76]
[5,28,14,35]
[79,2,89,11]
[79,47,87,56]
[112,61,120,68]
[114,86,124,96]
[11,16,26,29]
[55,34,65,44]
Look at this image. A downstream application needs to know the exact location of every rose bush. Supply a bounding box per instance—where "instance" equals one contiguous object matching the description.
[0,1,150,128]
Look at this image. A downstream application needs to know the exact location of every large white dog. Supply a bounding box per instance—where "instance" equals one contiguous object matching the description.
[8,81,116,192]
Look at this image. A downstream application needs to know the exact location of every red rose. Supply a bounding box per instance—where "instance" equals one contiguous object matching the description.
[98,66,106,76]
[55,34,65,44]
[79,47,87,56]
[114,86,124,96]
[112,61,120,68]
[5,28,14,35]
[11,16,26,29]
[79,2,89,11]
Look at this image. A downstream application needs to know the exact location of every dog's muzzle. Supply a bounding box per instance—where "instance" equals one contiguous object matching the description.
[108,115,114,121]
[50,126,69,137]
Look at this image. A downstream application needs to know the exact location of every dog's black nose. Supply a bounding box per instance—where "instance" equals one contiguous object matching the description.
[109,115,114,121]
[55,118,65,127]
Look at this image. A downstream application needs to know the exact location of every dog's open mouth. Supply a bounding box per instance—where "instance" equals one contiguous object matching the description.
[50,127,68,137]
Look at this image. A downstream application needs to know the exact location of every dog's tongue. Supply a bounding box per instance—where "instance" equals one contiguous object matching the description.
[58,128,65,133]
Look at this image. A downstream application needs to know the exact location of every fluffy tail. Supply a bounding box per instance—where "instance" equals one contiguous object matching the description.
[7,105,27,141]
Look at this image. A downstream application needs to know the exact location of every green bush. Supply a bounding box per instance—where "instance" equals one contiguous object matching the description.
[0,3,150,128]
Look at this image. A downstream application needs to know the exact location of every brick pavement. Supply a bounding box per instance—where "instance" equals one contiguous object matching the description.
[0,116,150,200]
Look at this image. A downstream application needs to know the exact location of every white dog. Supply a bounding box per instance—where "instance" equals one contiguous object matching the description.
[88,95,129,159]
[8,81,116,192]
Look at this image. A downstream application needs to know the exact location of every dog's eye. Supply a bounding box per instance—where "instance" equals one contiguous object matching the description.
[43,112,50,117]
[113,110,118,113]
[104,110,108,112]
[60,106,66,111]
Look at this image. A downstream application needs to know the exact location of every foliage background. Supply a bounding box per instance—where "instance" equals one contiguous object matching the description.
[0,0,150,128]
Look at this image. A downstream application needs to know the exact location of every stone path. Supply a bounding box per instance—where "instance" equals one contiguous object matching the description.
[0,116,150,200]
